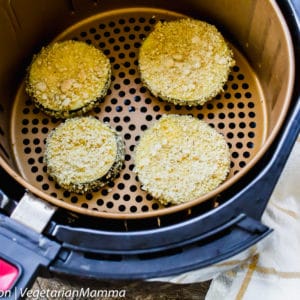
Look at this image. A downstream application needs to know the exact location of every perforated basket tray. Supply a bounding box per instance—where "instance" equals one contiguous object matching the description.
[11,8,270,218]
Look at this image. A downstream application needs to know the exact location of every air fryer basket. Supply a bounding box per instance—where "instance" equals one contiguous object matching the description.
[0,0,299,298]
[0,0,295,219]
[11,9,270,217]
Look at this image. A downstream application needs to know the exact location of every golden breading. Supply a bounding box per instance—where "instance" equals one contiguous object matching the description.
[134,114,231,205]
[139,18,235,106]
[26,40,111,118]
[44,117,124,194]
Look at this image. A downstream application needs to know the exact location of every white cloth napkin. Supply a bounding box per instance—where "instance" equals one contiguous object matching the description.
[205,136,300,300]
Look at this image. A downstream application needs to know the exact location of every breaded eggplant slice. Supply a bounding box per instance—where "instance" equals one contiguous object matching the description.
[44,117,125,194]
[26,40,111,118]
[134,114,231,205]
[139,18,235,106]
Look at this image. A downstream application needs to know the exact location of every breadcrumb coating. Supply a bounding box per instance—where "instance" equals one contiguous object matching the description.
[44,117,125,194]
[134,114,231,205]
[139,18,235,106]
[26,40,111,118]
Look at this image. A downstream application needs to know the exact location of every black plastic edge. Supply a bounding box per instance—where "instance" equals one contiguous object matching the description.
[49,216,272,280]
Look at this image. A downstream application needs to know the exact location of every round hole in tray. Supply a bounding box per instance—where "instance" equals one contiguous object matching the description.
[11,8,267,218]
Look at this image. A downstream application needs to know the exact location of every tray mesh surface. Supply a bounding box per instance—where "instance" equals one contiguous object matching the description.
[10,8,266,217]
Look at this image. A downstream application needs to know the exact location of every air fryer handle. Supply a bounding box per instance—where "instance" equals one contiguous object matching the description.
[49,214,272,280]
[0,213,60,300]
[0,241,42,300]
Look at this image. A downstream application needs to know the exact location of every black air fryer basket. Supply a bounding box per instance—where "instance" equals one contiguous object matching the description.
[0,0,299,299]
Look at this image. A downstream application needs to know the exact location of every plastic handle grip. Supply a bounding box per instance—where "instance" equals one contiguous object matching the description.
[0,208,60,300]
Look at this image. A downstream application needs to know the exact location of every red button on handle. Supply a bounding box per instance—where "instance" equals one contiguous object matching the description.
[0,259,19,291]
